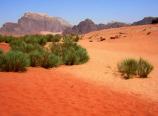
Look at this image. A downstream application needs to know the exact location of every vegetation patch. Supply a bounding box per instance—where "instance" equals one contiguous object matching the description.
[117,58,138,79]
[137,58,153,78]
[0,51,30,72]
[118,58,154,79]
[0,34,89,72]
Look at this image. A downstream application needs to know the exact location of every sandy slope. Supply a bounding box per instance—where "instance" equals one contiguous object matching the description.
[0,24,158,115]
[61,24,158,101]
[0,68,158,116]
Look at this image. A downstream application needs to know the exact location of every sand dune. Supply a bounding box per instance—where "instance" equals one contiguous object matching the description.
[0,24,158,115]
[0,68,158,116]
[62,24,158,101]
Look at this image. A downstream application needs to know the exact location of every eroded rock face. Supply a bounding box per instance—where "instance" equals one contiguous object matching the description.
[63,19,129,35]
[0,12,71,35]
[97,22,129,30]
[63,19,98,35]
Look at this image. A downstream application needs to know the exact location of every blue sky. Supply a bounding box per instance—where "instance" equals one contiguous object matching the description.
[0,0,158,26]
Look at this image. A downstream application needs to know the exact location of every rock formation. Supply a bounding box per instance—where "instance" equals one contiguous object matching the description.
[0,12,71,35]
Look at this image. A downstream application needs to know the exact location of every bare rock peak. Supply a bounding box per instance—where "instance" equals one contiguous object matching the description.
[0,12,71,35]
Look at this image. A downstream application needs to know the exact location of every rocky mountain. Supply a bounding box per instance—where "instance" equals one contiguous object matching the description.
[151,18,158,24]
[0,12,71,35]
[97,22,129,30]
[63,19,98,35]
[132,17,158,25]
[63,19,129,35]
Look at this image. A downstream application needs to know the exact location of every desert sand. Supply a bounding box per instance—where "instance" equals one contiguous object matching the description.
[0,42,10,53]
[0,24,158,115]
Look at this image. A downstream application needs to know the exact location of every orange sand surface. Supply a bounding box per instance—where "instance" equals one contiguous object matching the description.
[0,24,158,115]
[0,43,10,52]
[0,68,158,116]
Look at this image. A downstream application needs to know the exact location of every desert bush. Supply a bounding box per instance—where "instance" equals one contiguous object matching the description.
[45,34,62,42]
[29,50,44,67]
[75,47,89,64]
[45,34,53,42]
[51,42,64,57]
[4,36,15,43]
[52,34,62,42]
[0,51,30,72]
[0,35,4,42]
[72,35,80,42]
[63,34,80,42]
[0,49,3,54]
[41,52,62,68]
[63,45,89,65]
[117,58,138,79]
[51,38,89,65]
[63,47,79,65]
[10,39,43,53]
[29,50,61,68]
[137,58,153,78]
[23,35,47,45]
[0,49,4,67]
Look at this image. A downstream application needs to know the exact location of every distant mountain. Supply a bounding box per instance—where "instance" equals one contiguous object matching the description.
[63,19,129,35]
[151,18,158,24]
[0,12,71,35]
[97,22,129,30]
[132,17,158,25]
[63,19,98,35]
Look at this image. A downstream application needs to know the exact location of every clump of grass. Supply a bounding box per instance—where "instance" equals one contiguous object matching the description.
[0,51,30,72]
[0,49,4,68]
[41,53,62,68]
[29,50,44,67]
[10,39,43,53]
[29,50,61,68]
[118,58,154,79]
[23,35,47,45]
[0,34,89,72]
[51,37,89,65]
[117,58,138,79]
[137,58,153,78]
[63,47,79,65]
[0,48,3,54]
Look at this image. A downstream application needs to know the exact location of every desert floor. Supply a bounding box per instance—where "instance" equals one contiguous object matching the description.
[0,24,158,116]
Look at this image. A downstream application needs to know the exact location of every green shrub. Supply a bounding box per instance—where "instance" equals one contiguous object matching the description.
[0,51,30,72]
[29,50,61,68]
[0,49,4,68]
[63,35,80,42]
[10,40,43,53]
[51,42,64,57]
[63,46,89,65]
[0,35,4,42]
[137,58,153,78]
[0,49,3,54]
[52,34,62,42]
[42,53,61,68]
[117,58,138,79]
[63,47,79,65]
[4,36,15,43]
[23,35,47,45]
[29,50,44,67]
[45,34,62,42]
[75,47,89,64]
[45,34,53,42]
[51,38,89,65]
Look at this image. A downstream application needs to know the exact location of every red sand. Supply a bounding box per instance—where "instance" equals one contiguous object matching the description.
[0,68,158,116]
[0,43,10,52]
[0,24,158,115]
